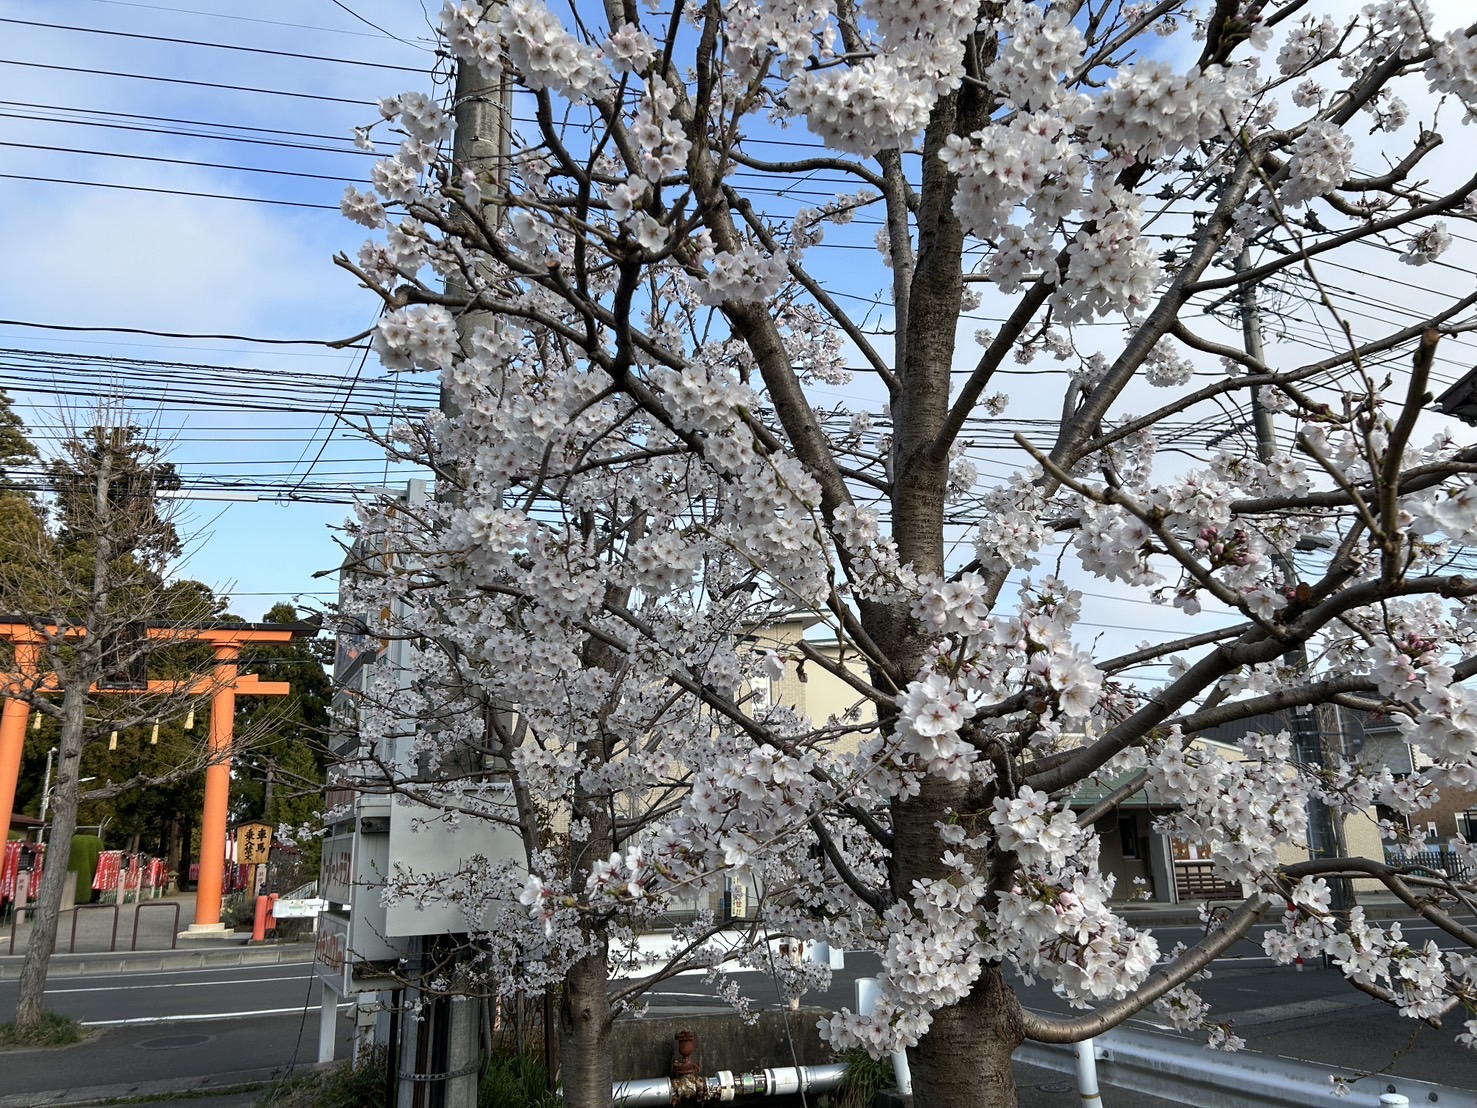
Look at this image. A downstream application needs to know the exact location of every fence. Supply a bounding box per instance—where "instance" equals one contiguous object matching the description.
[1173,861,1241,901]
[1384,847,1474,881]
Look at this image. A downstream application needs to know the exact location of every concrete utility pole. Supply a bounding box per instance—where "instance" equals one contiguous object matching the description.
[1237,250,1352,915]
[396,59,512,1108]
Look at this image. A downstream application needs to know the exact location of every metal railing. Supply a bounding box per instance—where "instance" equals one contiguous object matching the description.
[1016,1022,1473,1107]
[1384,847,1474,881]
[130,901,180,951]
[68,903,120,953]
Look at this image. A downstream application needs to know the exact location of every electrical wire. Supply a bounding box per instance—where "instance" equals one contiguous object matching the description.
[0,59,378,106]
[0,140,362,185]
[0,99,394,153]
[75,0,429,44]
[0,173,341,211]
[0,18,428,73]
[0,320,369,348]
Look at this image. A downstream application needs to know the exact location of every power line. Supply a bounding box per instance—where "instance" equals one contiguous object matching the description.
[0,320,368,349]
[74,0,430,45]
[326,0,427,49]
[0,18,428,73]
[0,99,392,153]
[0,59,377,106]
[0,174,340,211]
[0,141,363,185]
[0,107,384,159]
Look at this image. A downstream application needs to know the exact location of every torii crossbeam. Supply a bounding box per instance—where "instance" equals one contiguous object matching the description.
[0,620,316,937]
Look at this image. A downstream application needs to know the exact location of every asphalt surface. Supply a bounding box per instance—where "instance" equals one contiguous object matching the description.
[5,898,1477,1106]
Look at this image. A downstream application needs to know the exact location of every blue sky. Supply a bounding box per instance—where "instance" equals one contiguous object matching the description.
[0,0,441,620]
[2,0,1475,676]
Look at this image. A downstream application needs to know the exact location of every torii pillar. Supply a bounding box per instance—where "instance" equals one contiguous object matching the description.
[184,641,239,937]
[0,638,40,843]
[182,626,306,937]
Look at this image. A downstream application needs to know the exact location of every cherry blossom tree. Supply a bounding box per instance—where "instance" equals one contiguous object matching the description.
[336,2,1477,1104]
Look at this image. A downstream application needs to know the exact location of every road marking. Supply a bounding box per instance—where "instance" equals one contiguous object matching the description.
[49,974,314,994]
[13,960,318,984]
[83,1003,351,1027]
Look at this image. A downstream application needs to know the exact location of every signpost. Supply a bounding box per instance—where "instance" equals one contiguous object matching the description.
[235,821,273,896]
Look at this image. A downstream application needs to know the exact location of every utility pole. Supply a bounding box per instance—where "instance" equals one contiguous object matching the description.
[1238,250,1352,916]
[396,58,512,1108]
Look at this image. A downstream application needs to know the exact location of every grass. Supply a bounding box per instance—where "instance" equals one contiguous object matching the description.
[255,1048,559,1108]
[0,1010,87,1048]
[255,1047,389,1108]
[477,1052,559,1108]
[817,1048,897,1108]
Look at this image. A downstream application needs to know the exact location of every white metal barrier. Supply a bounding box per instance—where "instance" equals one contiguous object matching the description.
[1015,1023,1477,1108]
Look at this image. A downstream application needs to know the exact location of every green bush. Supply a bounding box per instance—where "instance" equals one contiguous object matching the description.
[68,835,102,905]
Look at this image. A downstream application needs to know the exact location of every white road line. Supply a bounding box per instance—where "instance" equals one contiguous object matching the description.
[15,961,317,984]
[82,1003,351,1027]
[49,974,314,994]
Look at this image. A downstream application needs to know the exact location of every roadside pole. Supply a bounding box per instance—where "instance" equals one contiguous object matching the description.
[1238,250,1351,917]
[397,56,512,1108]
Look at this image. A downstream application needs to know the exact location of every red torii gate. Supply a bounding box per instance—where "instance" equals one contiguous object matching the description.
[0,620,315,936]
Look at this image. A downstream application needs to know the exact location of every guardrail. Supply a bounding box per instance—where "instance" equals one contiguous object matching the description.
[1015,1023,1477,1107]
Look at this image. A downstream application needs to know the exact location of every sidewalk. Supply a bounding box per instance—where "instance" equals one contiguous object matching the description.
[0,890,313,979]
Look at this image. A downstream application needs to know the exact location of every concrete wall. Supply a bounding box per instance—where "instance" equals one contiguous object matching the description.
[610,1007,834,1083]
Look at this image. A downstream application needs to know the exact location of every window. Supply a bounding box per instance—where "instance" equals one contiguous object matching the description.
[1119,815,1140,859]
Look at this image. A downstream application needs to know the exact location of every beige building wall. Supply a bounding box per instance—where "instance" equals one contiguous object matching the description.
[747,614,878,749]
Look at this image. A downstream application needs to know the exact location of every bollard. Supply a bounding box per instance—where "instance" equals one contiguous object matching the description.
[856,977,912,1096]
[1075,1039,1103,1106]
[251,894,278,942]
[1379,1095,1410,1107]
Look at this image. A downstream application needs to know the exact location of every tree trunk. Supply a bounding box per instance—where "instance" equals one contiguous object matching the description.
[560,949,613,1108]
[13,684,88,1034]
[177,812,193,890]
[909,965,1025,1108]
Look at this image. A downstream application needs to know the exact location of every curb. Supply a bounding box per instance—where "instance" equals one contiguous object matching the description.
[0,941,316,980]
[0,1063,333,1108]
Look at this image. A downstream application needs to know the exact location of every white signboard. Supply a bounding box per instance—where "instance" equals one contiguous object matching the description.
[273,897,327,919]
[383,790,524,937]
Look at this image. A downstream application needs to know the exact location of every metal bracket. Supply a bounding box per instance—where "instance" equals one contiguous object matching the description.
[397,1062,481,1083]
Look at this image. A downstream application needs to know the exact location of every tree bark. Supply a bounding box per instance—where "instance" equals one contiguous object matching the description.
[14,435,115,1035]
[560,949,613,1108]
[909,965,1025,1108]
[13,683,88,1033]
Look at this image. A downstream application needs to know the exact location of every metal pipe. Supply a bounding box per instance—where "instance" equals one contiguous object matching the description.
[613,1077,676,1106]
[612,1063,848,1105]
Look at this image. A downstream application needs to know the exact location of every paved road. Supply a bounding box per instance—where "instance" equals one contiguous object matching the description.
[0,959,323,1025]
[6,917,1477,1106]
[0,960,352,1108]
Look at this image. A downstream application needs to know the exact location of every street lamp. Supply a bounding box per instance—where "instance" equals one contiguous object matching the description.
[37,746,96,845]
